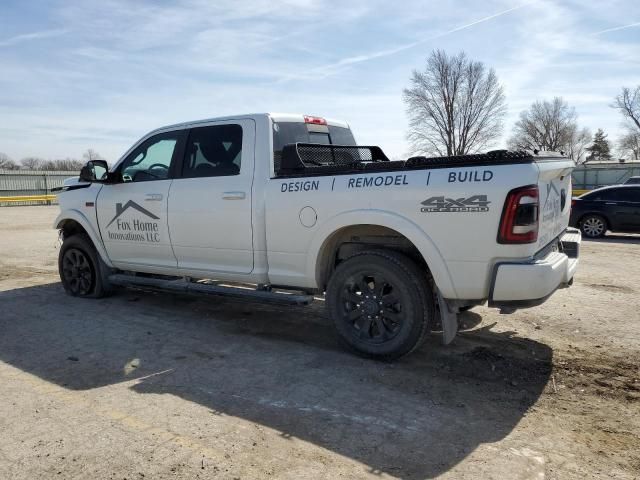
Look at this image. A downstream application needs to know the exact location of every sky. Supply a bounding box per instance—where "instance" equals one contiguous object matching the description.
[0,0,639,162]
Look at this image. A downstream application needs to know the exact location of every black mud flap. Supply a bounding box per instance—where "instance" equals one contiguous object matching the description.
[436,290,458,345]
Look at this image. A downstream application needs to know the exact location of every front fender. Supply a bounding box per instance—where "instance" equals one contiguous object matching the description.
[307,209,458,299]
[54,209,113,268]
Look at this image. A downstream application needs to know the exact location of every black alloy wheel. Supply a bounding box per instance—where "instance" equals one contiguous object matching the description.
[58,233,112,298]
[61,247,95,295]
[340,272,404,344]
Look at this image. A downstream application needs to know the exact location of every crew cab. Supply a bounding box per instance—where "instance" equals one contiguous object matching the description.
[54,113,580,359]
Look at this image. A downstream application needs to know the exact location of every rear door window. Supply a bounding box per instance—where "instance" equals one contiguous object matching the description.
[587,188,640,202]
[181,124,243,178]
[584,189,620,201]
[616,188,640,202]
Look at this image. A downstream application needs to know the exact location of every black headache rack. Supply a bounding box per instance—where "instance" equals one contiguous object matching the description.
[277,145,554,178]
[279,143,393,175]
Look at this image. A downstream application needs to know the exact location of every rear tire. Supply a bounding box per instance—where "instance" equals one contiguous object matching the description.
[59,234,113,298]
[326,250,434,360]
[580,214,607,238]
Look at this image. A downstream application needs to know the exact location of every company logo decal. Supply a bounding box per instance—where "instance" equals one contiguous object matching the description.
[420,195,490,213]
[106,200,161,243]
[542,182,561,223]
[106,200,160,227]
[539,181,564,247]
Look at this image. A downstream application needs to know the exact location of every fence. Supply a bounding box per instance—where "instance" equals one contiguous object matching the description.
[3,162,640,206]
[0,170,79,206]
[572,163,640,192]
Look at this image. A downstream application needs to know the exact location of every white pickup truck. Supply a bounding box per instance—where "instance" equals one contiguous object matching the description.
[54,113,580,359]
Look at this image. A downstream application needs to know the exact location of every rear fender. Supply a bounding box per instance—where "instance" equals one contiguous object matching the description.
[308,209,458,299]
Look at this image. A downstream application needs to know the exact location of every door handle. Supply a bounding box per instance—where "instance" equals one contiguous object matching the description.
[145,193,163,201]
[222,191,246,200]
[605,202,617,205]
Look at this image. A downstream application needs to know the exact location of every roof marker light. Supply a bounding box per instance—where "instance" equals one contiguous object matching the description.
[304,115,327,126]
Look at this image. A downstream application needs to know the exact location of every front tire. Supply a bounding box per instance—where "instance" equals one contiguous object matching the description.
[58,234,112,298]
[326,250,434,360]
[580,214,607,238]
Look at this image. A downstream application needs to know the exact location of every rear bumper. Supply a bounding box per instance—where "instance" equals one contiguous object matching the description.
[488,228,581,309]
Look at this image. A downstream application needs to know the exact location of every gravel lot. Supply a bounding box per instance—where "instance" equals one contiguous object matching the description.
[0,206,638,479]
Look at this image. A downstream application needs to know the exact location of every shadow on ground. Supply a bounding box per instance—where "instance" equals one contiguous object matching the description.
[0,283,553,479]
[585,233,640,244]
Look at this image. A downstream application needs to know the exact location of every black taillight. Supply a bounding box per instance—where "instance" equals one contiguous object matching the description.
[498,185,539,244]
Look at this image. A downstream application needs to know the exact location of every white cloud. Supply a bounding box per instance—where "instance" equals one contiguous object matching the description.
[592,21,640,35]
[280,1,538,80]
[0,29,67,48]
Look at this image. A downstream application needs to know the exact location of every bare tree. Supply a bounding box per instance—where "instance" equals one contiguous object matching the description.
[612,86,640,132]
[40,158,85,171]
[19,157,83,171]
[0,153,19,170]
[508,97,590,162]
[56,158,85,170]
[618,130,640,160]
[566,125,592,164]
[20,157,45,170]
[82,149,102,161]
[403,50,507,156]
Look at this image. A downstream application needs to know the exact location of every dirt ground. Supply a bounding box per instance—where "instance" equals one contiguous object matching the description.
[0,206,638,480]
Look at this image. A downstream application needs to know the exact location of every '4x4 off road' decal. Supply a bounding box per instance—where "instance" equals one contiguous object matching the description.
[420,195,490,213]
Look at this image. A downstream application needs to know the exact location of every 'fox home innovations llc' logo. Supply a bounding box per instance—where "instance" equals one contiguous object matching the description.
[106,201,161,242]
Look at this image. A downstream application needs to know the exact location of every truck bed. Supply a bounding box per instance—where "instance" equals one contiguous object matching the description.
[274,144,558,178]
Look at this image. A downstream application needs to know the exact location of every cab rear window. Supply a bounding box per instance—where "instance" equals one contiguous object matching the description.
[273,122,356,150]
[273,121,356,172]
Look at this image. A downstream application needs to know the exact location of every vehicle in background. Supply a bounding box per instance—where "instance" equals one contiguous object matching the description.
[624,176,640,185]
[570,185,640,238]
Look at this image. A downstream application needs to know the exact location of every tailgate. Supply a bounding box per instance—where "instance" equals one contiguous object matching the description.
[535,157,575,249]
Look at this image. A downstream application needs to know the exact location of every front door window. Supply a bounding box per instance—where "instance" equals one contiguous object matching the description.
[119,134,179,182]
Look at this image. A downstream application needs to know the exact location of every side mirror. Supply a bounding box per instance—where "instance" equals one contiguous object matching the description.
[79,160,109,183]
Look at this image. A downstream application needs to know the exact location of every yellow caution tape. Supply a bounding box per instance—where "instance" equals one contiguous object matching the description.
[0,194,57,202]
[572,189,590,196]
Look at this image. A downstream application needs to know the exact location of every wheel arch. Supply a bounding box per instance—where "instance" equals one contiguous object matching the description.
[309,210,457,298]
[55,210,113,268]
